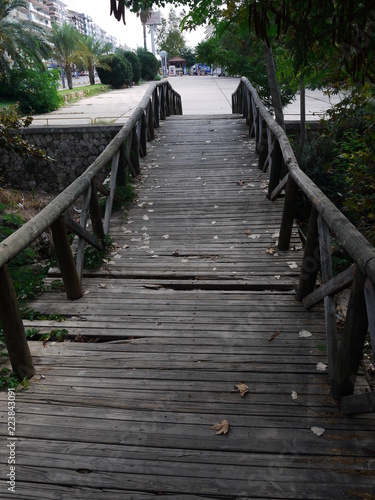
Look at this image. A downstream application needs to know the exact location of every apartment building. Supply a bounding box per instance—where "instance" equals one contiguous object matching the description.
[9,0,52,30]
[45,0,66,26]
[10,0,117,47]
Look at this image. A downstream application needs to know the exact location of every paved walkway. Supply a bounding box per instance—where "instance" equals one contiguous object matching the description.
[31,76,342,126]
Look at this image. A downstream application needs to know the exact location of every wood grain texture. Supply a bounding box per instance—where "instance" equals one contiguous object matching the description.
[1,115,374,499]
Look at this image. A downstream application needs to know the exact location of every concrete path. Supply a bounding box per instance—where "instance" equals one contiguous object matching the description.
[31,75,341,126]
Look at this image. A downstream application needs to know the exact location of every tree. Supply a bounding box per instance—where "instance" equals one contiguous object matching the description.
[138,9,152,50]
[3,68,62,114]
[49,23,84,90]
[156,8,187,59]
[116,48,142,83]
[80,36,113,85]
[136,48,158,80]
[96,54,133,88]
[0,0,51,82]
[180,47,196,69]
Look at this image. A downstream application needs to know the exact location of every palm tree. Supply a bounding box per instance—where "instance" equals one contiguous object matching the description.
[0,0,51,80]
[138,10,152,50]
[49,22,84,90]
[80,36,112,85]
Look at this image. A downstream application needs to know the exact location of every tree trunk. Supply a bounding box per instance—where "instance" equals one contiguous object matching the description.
[65,66,73,90]
[88,65,95,85]
[60,67,66,89]
[296,80,306,163]
[263,40,285,131]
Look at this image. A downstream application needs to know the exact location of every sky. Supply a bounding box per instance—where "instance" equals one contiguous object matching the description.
[62,0,207,52]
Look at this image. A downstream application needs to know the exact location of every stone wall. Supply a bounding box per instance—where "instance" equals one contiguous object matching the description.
[0,125,122,193]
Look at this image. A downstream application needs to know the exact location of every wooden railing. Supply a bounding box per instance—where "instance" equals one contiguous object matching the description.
[0,80,182,381]
[233,77,375,413]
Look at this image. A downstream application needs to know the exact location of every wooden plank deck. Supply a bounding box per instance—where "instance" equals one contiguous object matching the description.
[1,115,374,499]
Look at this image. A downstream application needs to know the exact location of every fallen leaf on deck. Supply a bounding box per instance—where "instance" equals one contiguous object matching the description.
[234,382,249,397]
[291,391,298,400]
[237,180,245,186]
[316,362,327,372]
[268,329,282,342]
[142,215,149,221]
[274,275,281,280]
[98,284,107,289]
[211,419,229,435]
[299,329,312,338]
[245,229,251,235]
[287,261,298,269]
[162,234,169,239]
[266,247,276,254]
[311,426,325,437]
[249,234,261,239]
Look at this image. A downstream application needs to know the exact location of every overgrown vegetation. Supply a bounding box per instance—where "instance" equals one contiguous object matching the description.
[299,85,375,245]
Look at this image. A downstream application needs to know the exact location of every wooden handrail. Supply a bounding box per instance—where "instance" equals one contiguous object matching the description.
[0,80,182,379]
[233,77,375,409]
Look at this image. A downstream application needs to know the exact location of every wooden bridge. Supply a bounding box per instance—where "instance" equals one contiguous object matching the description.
[0,80,374,498]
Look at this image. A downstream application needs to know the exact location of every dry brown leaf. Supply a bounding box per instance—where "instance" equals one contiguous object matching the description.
[210,419,229,435]
[234,382,249,397]
[245,229,251,235]
[266,247,276,254]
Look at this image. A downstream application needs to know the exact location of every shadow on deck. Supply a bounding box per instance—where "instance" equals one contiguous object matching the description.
[1,114,374,499]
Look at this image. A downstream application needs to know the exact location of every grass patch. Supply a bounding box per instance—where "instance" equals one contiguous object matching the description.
[59,84,110,106]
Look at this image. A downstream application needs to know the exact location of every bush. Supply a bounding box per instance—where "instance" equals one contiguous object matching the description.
[136,48,158,81]
[1,68,62,114]
[116,49,142,84]
[299,86,375,245]
[96,54,132,89]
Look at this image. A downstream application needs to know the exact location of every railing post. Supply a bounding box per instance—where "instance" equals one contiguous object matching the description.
[153,89,160,128]
[104,150,120,234]
[159,85,166,120]
[278,176,299,251]
[331,268,368,399]
[267,140,282,198]
[140,113,147,157]
[317,215,338,377]
[258,119,268,170]
[147,101,155,141]
[296,206,320,301]
[0,264,35,379]
[90,180,106,243]
[51,216,83,300]
[130,126,141,175]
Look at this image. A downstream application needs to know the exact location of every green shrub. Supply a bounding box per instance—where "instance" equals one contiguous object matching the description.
[136,48,158,81]
[0,207,49,302]
[2,68,62,114]
[97,54,133,89]
[299,86,375,245]
[116,49,142,84]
